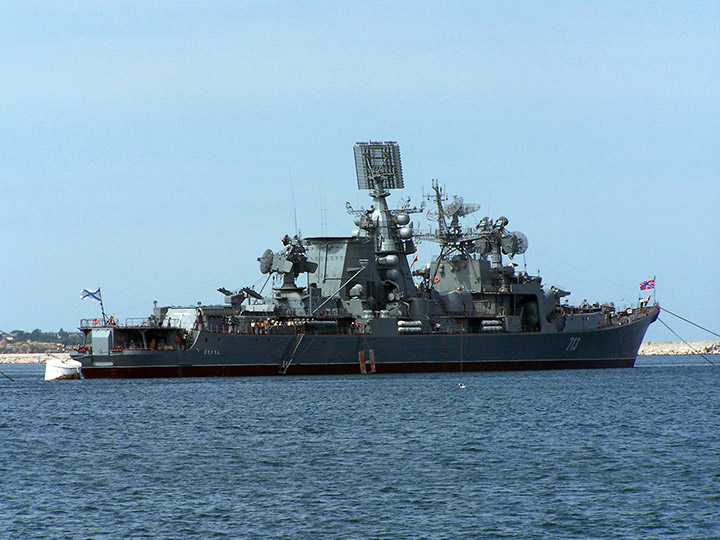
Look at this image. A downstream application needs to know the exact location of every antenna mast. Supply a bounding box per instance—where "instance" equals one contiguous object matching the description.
[289,170,298,236]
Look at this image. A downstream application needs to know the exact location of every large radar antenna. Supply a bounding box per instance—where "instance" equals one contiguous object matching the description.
[354,141,403,191]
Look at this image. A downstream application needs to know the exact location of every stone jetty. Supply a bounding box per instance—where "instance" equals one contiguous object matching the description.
[638,340,720,356]
[1,353,71,364]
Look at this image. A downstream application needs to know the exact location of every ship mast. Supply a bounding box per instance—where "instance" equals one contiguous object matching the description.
[418,181,482,285]
[355,142,401,253]
[351,142,419,303]
[417,181,528,291]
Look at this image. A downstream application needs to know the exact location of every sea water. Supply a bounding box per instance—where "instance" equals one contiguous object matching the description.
[1,357,719,539]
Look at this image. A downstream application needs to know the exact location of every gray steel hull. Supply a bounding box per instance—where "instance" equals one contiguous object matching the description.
[76,308,657,378]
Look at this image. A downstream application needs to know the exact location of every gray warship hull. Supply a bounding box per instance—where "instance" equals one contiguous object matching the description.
[72,142,660,379]
[74,306,658,378]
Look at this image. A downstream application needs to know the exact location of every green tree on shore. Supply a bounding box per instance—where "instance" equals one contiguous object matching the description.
[6,329,83,346]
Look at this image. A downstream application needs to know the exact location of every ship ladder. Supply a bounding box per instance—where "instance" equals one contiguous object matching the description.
[279,334,305,375]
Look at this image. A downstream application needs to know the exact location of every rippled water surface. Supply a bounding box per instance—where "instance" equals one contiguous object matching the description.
[2,357,719,539]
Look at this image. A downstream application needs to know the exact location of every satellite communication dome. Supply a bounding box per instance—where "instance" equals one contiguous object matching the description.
[396,213,410,225]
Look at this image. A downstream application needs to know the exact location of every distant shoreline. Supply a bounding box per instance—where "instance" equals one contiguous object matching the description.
[2,341,719,364]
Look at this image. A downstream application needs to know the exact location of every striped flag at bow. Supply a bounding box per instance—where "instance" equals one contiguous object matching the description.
[639,279,655,291]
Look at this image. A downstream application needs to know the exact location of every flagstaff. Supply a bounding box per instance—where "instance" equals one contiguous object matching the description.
[81,288,107,324]
[639,277,656,307]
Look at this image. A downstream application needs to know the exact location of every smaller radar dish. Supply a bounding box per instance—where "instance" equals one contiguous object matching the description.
[445,196,481,219]
[258,249,274,274]
[444,196,464,217]
[501,231,529,257]
[512,231,528,255]
[459,203,481,217]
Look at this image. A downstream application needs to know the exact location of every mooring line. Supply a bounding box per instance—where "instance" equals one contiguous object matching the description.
[657,317,717,367]
[661,308,720,339]
[0,369,15,382]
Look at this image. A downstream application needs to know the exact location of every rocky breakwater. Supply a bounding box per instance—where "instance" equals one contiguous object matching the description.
[1,353,72,364]
[639,340,720,356]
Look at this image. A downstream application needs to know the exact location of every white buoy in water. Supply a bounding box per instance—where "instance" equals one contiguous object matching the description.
[458,383,466,389]
[44,357,82,380]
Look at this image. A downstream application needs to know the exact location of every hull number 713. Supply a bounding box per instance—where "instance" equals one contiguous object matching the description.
[566,337,581,351]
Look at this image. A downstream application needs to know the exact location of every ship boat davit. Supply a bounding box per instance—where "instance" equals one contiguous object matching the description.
[72,142,658,378]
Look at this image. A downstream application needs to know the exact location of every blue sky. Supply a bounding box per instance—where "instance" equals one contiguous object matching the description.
[1,1,718,342]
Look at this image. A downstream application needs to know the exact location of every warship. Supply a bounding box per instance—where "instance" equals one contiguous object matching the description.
[72,142,658,378]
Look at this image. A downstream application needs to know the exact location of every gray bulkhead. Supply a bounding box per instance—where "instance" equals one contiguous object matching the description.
[304,236,415,316]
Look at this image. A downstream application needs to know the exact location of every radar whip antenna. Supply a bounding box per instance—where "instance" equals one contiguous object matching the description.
[289,169,298,236]
[429,179,449,236]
